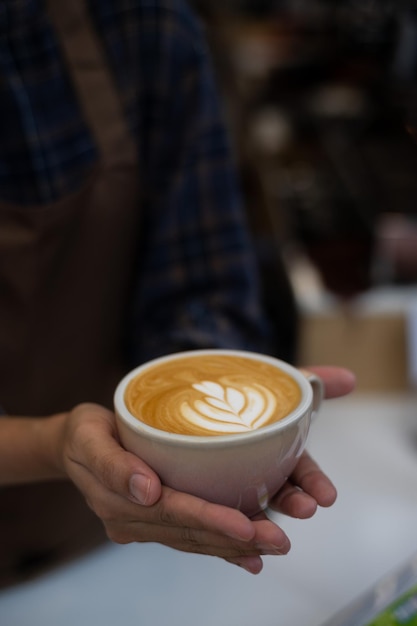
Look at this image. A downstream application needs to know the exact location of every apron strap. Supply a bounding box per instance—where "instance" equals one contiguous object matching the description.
[45,0,137,167]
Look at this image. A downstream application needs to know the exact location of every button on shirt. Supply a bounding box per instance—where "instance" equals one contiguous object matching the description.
[0,0,269,363]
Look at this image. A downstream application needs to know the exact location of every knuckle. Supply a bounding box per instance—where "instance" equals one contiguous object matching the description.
[180,527,199,546]
[156,492,178,526]
[95,452,119,489]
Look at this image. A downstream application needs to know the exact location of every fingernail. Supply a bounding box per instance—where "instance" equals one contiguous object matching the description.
[255,541,290,555]
[129,474,151,505]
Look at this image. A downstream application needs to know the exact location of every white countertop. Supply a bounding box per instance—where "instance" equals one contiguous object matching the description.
[1,392,417,626]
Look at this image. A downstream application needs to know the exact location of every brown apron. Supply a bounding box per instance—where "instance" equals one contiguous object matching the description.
[0,0,141,587]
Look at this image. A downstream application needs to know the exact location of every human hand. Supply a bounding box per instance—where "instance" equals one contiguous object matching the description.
[55,366,354,575]
[267,365,356,518]
[55,403,290,575]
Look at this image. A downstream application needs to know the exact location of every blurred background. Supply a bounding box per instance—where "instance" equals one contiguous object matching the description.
[192,0,417,393]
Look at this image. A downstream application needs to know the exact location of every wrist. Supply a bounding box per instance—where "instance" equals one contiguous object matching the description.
[0,413,69,485]
[35,412,69,480]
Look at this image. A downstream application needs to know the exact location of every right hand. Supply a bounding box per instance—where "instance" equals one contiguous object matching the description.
[54,403,291,574]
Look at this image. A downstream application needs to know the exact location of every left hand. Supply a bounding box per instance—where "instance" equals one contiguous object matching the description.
[226,365,356,572]
[268,365,356,518]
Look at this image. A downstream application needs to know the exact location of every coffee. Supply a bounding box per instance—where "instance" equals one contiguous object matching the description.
[124,353,301,436]
[115,349,322,514]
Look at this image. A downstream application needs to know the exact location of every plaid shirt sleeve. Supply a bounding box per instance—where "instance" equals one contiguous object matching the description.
[129,4,270,363]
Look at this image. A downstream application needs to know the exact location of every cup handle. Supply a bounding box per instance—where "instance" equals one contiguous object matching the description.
[299,369,324,421]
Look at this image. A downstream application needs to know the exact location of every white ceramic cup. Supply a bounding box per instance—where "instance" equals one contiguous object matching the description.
[114,349,323,517]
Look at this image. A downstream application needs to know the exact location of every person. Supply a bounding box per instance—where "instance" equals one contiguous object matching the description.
[0,0,355,586]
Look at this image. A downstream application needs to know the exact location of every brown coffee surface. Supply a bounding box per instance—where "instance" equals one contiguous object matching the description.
[125,354,301,436]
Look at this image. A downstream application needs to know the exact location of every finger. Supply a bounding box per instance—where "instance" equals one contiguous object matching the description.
[87,474,290,551]
[152,488,294,551]
[73,468,281,555]
[68,404,162,506]
[74,465,291,558]
[268,481,318,518]
[144,487,258,542]
[287,451,337,507]
[73,464,257,544]
[109,509,290,557]
[224,556,264,575]
[303,366,356,399]
[118,520,289,557]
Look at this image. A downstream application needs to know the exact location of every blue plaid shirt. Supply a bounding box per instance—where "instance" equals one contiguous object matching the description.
[0,0,270,364]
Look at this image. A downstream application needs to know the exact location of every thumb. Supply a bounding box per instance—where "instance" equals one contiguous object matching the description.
[70,403,162,506]
[302,366,356,399]
[126,455,162,506]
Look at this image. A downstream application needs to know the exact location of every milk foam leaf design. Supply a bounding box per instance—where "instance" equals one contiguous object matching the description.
[193,381,248,416]
[179,380,278,434]
[193,399,246,424]
[226,387,246,414]
[193,381,225,400]
[205,389,246,415]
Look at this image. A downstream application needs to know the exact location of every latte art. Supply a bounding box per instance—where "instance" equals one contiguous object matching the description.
[124,354,302,436]
[182,380,277,433]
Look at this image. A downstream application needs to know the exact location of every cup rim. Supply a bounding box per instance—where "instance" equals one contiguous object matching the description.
[114,349,313,447]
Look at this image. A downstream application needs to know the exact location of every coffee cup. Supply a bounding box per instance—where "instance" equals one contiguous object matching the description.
[114,349,323,517]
